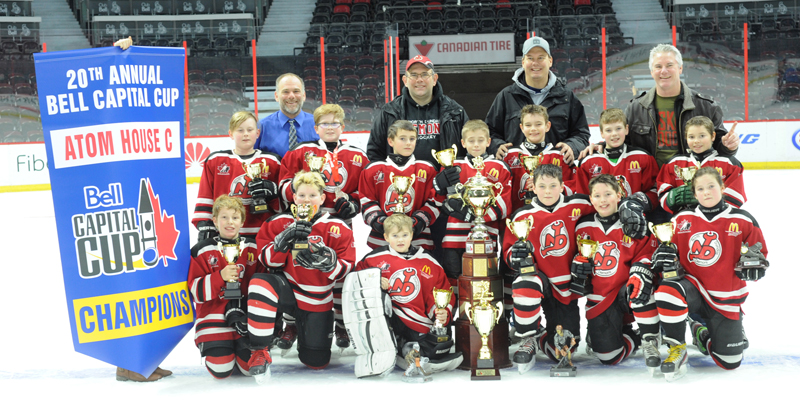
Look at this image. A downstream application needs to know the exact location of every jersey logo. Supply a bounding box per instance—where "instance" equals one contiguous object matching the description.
[518,173,532,201]
[687,231,721,267]
[388,267,420,302]
[230,174,247,197]
[590,163,603,177]
[374,171,385,183]
[570,208,581,221]
[384,185,415,214]
[329,225,341,238]
[207,254,219,268]
[621,235,633,248]
[592,241,620,278]
[247,252,256,266]
[488,168,500,181]
[322,160,348,193]
[552,158,561,166]
[216,162,230,175]
[727,223,741,237]
[353,155,363,167]
[629,161,641,173]
[416,169,428,182]
[716,167,724,177]
[421,265,432,277]
[540,220,569,258]
[676,219,692,233]
[615,175,632,197]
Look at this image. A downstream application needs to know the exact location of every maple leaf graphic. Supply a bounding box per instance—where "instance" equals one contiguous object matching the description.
[147,181,180,267]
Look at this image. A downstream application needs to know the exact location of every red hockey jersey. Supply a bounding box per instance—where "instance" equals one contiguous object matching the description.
[192,149,282,238]
[257,212,356,312]
[359,155,440,249]
[502,194,595,304]
[657,150,746,214]
[188,237,260,345]
[356,246,454,334]
[576,145,659,206]
[575,215,656,319]
[278,140,369,215]
[503,144,576,213]
[438,155,512,249]
[672,205,767,320]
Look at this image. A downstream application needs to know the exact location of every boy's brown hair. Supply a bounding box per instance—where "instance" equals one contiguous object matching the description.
[533,163,563,184]
[383,213,414,236]
[520,104,549,124]
[588,173,623,196]
[313,104,345,125]
[599,108,627,127]
[212,195,246,222]
[685,116,715,139]
[461,119,490,140]
[229,111,258,133]
[388,120,416,140]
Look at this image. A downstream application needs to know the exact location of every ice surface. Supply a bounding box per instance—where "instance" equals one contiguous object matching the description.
[2,170,799,404]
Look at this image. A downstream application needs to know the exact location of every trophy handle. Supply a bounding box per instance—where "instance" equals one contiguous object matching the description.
[464,302,473,324]
[494,301,503,323]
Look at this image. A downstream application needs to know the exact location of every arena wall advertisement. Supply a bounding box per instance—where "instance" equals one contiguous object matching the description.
[34,45,194,377]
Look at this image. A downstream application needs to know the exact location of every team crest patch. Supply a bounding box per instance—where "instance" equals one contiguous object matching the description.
[374,171,385,183]
[676,219,692,233]
[217,163,230,175]
[208,254,219,267]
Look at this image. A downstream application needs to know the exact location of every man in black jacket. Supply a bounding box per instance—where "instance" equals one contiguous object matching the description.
[367,55,469,167]
[485,37,590,165]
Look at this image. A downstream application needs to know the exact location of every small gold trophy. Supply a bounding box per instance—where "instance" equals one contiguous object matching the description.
[389,172,416,213]
[675,164,700,187]
[290,203,318,258]
[453,156,504,242]
[218,239,247,299]
[432,144,458,168]
[570,239,598,296]
[243,159,270,214]
[464,281,503,380]
[506,216,536,275]
[431,287,453,340]
[305,152,326,172]
[649,221,683,280]
[522,153,544,204]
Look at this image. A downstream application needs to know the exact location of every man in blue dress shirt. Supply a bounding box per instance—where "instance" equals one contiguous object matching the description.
[255,73,319,158]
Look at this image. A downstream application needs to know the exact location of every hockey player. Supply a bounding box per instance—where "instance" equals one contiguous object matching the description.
[572,174,656,366]
[575,108,659,207]
[652,167,767,381]
[276,104,369,351]
[192,111,282,241]
[360,120,440,250]
[435,120,512,281]
[188,195,260,379]
[246,171,356,383]
[504,165,649,370]
[355,214,463,373]
[657,116,745,215]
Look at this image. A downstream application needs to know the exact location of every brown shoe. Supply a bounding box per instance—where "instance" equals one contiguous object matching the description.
[116,367,162,382]
[153,367,172,377]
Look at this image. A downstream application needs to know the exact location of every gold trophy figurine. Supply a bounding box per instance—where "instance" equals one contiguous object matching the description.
[506,216,536,275]
[389,172,416,214]
[290,203,318,259]
[649,221,683,280]
[218,239,247,299]
[432,144,458,168]
[464,284,503,380]
[243,159,270,214]
[522,153,544,204]
[569,239,598,296]
[431,288,453,340]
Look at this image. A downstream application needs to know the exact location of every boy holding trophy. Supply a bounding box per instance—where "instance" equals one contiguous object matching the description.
[359,120,440,250]
[246,171,356,383]
[192,111,282,241]
[188,195,260,379]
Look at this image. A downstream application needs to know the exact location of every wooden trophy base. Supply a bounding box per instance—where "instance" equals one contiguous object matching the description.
[550,366,577,377]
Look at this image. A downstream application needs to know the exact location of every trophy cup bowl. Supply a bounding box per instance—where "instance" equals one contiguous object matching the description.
[522,154,543,175]
[243,159,270,214]
[648,221,684,280]
[459,172,504,241]
[389,172,415,214]
[290,203,317,258]
[577,239,599,259]
[570,239,598,296]
[432,144,458,168]
[675,165,699,185]
[218,241,244,299]
[506,216,536,275]
[431,288,453,339]
[305,152,326,172]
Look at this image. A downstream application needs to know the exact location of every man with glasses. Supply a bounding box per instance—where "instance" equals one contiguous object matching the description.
[255,73,319,158]
[485,37,590,165]
[367,55,469,166]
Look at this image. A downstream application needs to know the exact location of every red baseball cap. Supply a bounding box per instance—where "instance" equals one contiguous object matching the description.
[406,55,434,71]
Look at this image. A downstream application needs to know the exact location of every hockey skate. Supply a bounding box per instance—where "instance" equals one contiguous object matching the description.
[248,348,273,385]
[661,343,688,382]
[641,334,662,376]
[277,324,297,356]
[513,336,538,374]
[335,324,350,350]
[584,332,593,357]
[689,318,709,356]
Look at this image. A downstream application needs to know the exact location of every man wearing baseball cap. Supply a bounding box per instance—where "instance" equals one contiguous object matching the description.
[485,36,590,164]
[367,55,469,166]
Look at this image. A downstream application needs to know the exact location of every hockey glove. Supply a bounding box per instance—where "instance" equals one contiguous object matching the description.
[569,255,594,296]
[295,241,338,273]
[651,243,679,273]
[433,166,462,196]
[523,190,537,202]
[333,194,360,220]
[442,197,473,222]
[225,299,248,336]
[735,242,769,281]
[272,220,313,253]
[619,197,648,239]
[666,185,698,208]
[627,263,655,305]
[411,211,430,238]
[508,240,534,270]
[196,220,218,242]
[364,211,388,235]
[248,178,280,201]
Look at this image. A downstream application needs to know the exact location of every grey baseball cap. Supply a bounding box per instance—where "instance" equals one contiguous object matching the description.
[522,36,551,58]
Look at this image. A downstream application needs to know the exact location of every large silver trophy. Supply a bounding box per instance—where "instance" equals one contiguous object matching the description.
[452,156,504,243]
